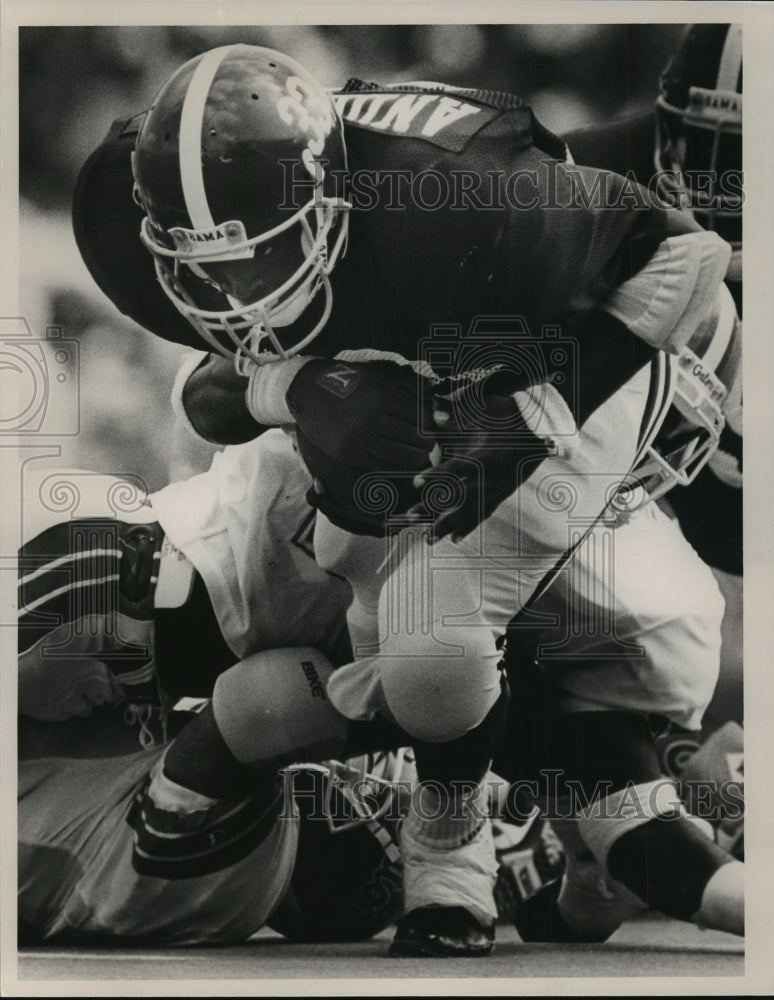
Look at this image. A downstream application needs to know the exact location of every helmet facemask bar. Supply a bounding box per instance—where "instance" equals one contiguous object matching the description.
[140,192,350,368]
[655,91,742,256]
[283,750,408,835]
[632,347,727,503]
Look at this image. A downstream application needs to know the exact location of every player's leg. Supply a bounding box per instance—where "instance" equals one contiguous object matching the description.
[323,361,665,743]
[525,497,744,886]
[318,525,509,955]
[384,364,656,955]
[529,500,725,730]
[666,566,745,859]
[20,712,299,944]
[512,813,647,943]
[491,496,743,939]
[317,364,660,956]
[496,660,742,939]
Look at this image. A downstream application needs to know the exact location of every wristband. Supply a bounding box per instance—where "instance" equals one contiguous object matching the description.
[245,356,314,426]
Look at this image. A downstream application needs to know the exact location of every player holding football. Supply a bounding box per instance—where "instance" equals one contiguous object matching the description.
[70,43,733,955]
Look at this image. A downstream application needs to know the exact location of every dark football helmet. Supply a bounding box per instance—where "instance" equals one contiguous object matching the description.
[655,24,742,280]
[132,44,350,367]
[269,752,413,942]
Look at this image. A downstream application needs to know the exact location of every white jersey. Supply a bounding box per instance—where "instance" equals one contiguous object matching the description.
[149,429,352,663]
[520,501,724,729]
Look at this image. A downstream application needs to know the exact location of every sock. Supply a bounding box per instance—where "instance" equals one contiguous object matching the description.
[406,779,490,850]
[401,778,498,925]
[163,702,262,799]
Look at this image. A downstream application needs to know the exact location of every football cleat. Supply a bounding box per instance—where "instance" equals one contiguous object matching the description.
[389,906,495,958]
[390,792,499,957]
[512,876,625,944]
[512,877,611,943]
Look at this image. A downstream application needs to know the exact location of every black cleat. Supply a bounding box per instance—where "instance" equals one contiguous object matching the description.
[389,906,495,958]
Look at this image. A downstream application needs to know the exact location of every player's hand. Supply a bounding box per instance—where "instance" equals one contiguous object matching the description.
[708,425,742,487]
[298,434,407,536]
[287,359,435,470]
[288,359,436,536]
[406,394,553,542]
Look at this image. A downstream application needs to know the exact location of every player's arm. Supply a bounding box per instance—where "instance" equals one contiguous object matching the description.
[550,169,729,423]
[179,352,269,445]
[412,172,732,539]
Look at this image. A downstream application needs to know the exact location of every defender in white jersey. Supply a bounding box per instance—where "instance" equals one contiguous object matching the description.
[18,433,408,945]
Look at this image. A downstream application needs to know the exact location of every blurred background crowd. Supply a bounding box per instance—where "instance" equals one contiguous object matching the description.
[18,23,688,490]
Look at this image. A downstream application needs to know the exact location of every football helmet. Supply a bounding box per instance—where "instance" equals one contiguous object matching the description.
[132,44,350,367]
[269,752,414,942]
[631,284,736,504]
[655,24,742,280]
[283,749,412,835]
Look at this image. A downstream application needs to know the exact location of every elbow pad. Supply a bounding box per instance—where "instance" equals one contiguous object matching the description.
[602,231,731,354]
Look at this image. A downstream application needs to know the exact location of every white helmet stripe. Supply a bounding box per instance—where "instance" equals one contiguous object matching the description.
[179,46,231,230]
[717,24,743,92]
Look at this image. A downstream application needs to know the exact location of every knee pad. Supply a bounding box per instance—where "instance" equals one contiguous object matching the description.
[212,648,349,767]
[378,629,503,742]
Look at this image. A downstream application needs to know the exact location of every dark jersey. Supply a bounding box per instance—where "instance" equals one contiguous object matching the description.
[563,110,657,186]
[562,111,742,575]
[74,82,695,424]
[319,84,671,362]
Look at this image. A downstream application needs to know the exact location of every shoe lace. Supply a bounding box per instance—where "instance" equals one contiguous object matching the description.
[123,702,169,749]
